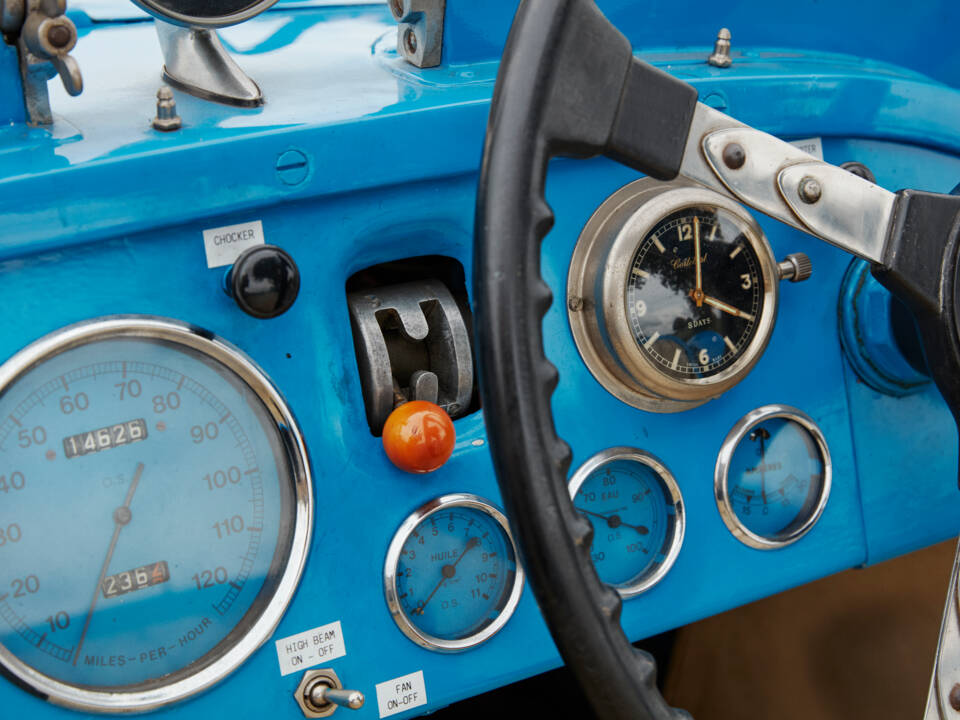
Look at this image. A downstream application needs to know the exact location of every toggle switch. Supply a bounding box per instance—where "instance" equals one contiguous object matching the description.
[295,669,364,718]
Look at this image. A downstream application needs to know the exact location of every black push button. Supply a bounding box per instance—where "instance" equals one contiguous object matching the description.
[227,245,300,319]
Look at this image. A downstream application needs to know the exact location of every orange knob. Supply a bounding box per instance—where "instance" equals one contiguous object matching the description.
[382,401,455,473]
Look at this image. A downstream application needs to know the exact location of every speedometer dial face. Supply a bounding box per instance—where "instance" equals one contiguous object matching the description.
[384,495,523,652]
[626,206,763,380]
[0,317,311,712]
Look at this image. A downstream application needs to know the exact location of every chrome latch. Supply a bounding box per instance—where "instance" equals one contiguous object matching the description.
[1,0,83,125]
[348,279,473,435]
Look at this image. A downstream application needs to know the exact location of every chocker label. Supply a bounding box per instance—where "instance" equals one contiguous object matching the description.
[202,220,265,268]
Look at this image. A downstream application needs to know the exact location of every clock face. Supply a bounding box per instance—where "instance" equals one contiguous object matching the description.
[625,205,764,381]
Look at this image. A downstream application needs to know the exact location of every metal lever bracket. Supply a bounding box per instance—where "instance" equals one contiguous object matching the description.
[347,280,473,435]
[389,0,445,69]
[1,0,83,125]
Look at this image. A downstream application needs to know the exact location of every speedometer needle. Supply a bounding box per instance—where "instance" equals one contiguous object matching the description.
[701,295,755,322]
[72,462,144,666]
[412,535,479,616]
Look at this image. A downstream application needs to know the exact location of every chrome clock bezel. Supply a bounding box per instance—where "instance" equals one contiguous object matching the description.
[383,493,524,653]
[568,448,685,599]
[714,404,832,550]
[568,178,779,413]
[0,315,313,713]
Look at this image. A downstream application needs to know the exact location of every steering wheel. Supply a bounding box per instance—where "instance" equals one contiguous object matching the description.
[474,1,960,718]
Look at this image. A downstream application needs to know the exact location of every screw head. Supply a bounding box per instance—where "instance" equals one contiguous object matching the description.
[568,296,583,312]
[275,149,310,186]
[722,143,746,170]
[798,176,822,204]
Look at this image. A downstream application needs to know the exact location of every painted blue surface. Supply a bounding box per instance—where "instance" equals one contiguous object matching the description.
[0,2,957,719]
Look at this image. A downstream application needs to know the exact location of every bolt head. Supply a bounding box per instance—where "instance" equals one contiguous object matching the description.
[798,176,822,204]
[722,143,746,170]
[46,23,72,49]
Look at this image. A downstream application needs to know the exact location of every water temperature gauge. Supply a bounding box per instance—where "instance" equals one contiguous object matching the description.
[715,406,832,549]
[384,495,523,652]
[569,449,684,598]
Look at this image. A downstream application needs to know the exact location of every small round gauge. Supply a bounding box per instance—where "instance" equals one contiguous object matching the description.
[568,179,780,412]
[0,317,311,712]
[569,449,684,598]
[384,494,523,652]
[715,405,831,548]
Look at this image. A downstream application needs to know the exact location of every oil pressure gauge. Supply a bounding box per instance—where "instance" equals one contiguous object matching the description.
[384,494,523,652]
[568,178,809,412]
[715,405,831,549]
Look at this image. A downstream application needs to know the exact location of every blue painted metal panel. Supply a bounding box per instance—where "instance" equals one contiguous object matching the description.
[442,0,960,89]
[0,5,958,720]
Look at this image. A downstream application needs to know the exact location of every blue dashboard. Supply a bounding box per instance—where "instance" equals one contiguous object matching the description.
[1,1,960,718]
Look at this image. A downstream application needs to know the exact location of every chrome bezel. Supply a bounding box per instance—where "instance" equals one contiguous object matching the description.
[568,178,779,413]
[383,493,524,653]
[129,0,278,29]
[568,448,685,599]
[0,316,313,713]
[714,405,831,549]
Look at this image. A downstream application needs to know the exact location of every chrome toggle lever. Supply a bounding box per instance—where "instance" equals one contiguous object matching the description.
[295,669,364,718]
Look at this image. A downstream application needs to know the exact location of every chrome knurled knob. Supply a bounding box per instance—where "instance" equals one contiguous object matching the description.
[778,253,813,282]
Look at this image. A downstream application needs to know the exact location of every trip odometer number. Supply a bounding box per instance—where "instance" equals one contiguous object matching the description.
[0,317,312,713]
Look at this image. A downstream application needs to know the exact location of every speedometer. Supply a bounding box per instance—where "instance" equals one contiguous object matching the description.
[0,316,312,713]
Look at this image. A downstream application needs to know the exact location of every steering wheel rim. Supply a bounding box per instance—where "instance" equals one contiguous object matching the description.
[474,1,697,718]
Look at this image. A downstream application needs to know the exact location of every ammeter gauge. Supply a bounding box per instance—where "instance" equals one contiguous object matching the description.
[384,494,523,652]
[0,317,312,712]
[569,449,684,598]
[568,178,791,412]
[715,405,831,549]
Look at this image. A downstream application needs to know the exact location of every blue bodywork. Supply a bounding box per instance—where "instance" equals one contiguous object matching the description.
[1,1,959,717]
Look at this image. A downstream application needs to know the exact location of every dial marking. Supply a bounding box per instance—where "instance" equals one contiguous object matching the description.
[670,348,681,370]
[709,224,718,241]
[729,244,743,259]
[632,267,649,278]
[723,335,738,354]
[643,331,661,350]
[652,235,665,254]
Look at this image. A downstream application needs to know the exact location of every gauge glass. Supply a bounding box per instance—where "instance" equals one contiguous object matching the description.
[569,449,684,598]
[716,406,831,548]
[626,206,764,380]
[0,317,311,712]
[384,495,523,652]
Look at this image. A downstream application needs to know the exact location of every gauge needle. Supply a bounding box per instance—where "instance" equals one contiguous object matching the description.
[692,216,704,307]
[72,462,144,666]
[575,507,649,535]
[702,295,755,322]
[413,535,479,616]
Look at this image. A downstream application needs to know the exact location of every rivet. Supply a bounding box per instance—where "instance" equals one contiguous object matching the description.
[47,23,71,49]
[722,143,746,170]
[798,176,822,204]
[949,683,960,711]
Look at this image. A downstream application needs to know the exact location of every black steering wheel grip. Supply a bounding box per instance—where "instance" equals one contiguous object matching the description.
[474,1,696,718]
